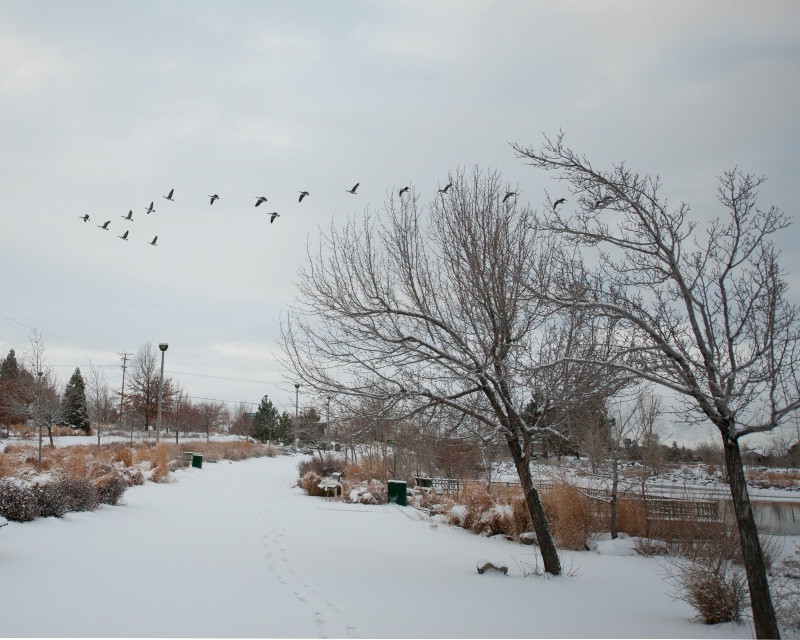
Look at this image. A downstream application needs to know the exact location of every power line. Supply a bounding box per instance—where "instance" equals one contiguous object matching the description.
[0,312,119,354]
[165,369,273,384]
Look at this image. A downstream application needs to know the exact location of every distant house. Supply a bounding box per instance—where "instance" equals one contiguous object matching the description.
[743,448,772,467]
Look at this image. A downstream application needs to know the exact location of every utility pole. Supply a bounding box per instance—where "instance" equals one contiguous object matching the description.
[118,352,131,444]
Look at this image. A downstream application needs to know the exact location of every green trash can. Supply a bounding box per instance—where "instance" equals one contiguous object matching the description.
[192,453,203,469]
[387,480,407,506]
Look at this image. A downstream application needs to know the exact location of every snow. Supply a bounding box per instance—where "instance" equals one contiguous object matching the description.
[0,454,754,638]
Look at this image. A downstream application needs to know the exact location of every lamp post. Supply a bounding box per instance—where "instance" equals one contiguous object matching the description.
[37,371,43,466]
[294,383,300,448]
[155,343,168,444]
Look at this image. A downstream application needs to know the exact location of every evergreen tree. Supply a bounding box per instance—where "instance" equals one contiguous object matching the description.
[275,411,294,444]
[0,349,19,382]
[0,349,26,429]
[252,395,280,443]
[62,367,90,433]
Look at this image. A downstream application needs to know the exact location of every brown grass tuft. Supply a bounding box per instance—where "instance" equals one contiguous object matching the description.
[150,443,171,483]
[299,471,327,496]
[616,497,649,538]
[541,483,593,550]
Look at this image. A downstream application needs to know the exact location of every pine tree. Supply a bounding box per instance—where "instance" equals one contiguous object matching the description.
[62,367,90,433]
[0,349,19,382]
[0,350,26,429]
[252,395,280,443]
[275,411,294,444]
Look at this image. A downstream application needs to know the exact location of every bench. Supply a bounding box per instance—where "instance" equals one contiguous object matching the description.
[317,471,344,497]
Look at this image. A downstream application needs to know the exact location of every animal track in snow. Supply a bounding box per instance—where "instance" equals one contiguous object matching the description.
[257,500,360,638]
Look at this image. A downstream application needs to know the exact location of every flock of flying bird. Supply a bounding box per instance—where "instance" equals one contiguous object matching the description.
[78,181,571,246]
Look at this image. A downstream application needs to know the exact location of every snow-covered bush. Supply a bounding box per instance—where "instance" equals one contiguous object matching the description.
[448,504,468,526]
[347,480,388,505]
[34,480,71,517]
[0,478,39,521]
[94,472,129,505]
[444,490,532,540]
[60,477,99,512]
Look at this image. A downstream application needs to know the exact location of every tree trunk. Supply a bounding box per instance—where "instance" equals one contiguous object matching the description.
[723,435,780,639]
[507,435,561,575]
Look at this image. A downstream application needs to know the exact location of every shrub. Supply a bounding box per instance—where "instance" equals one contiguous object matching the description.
[298,453,341,479]
[94,472,129,505]
[0,478,39,521]
[34,480,71,517]
[121,466,145,486]
[667,556,747,624]
[346,480,388,505]
[60,477,99,512]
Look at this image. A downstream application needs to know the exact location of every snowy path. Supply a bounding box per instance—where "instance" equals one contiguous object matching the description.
[0,455,750,638]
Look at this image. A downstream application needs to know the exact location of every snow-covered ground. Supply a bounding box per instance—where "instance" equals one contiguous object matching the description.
[0,453,757,638]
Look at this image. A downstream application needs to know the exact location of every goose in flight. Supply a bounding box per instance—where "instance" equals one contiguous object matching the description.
[298,191,310,202]
[98,220,111,230]
[399,186,409,196]
[163,189,174,201]
[553,198,566,211]
[268,212,280,224]
[122,210,133,220]
[118,230,129,241]
[149,236,158,246]
[438,183,452,193]
[79,214,90,222]
[502,191,517,203]
[145,202,155,214]
[255,196,268,207]
[346,183,359,194]
[209,194,219,205]
[594,196,613,209]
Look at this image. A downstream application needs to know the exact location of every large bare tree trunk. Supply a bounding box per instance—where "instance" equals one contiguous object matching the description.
[723,436,780,639]
[507,435,560,575]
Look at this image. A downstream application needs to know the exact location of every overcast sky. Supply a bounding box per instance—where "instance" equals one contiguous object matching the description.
[1,1,798,438]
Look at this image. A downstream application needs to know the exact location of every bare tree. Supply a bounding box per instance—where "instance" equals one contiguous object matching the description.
[86,360,115,446]
[7,367,62,463]
[605,388,663,539]
[196,401,227,442]
[513,133,798,637]
[127,342,174,434]
[18,331,63,450]
[230,402,254,439]
[281,167,629,575]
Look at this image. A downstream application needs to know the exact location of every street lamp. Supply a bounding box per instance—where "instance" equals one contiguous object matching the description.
[294,384,300,448]
[37,371,43,465]
[155,343,168,444]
